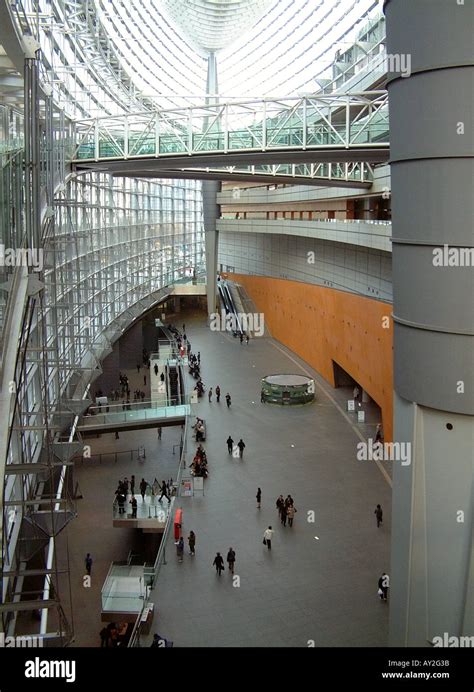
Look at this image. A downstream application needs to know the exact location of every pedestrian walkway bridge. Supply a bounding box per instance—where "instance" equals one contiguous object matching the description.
[72,93,389,188]
[77,399,191,435]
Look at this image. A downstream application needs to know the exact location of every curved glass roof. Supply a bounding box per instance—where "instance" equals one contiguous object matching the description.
[160,0,275,54]
[93,0,381,109]
[16,0,381,118]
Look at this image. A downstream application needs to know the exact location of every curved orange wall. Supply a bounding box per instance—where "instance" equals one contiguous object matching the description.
[225,273,393,441]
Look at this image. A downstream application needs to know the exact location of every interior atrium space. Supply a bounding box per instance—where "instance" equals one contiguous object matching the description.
[0,0,472,680]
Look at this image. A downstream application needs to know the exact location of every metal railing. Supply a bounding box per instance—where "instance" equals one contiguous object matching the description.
[127,409,189,647]
[73,448,143,465]
[72,92,389,163]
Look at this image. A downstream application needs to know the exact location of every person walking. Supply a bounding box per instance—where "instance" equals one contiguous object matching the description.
[226,548,236,574]
[225,393,231,408]
[85,553,92,575]
[144,374,147,386]
[263,526,274,550]
[154,364,159,376]
[188,530,196,556]
[280,503,287,527]
[256,487,262,508]
[137,363,141,373]
[130,495,137,518]
[287,503,297,527]
[276,495,284,515]
[226,436,234,454]
[237,438,246,458]
[159,480,170,503]
[115,431,120,440]
[139,478,147,501]
[239,333,243,344]
[213,552,224,576]
[374,504,383,528]
[353,385,360,402]
[208,387,213,403]
[215,385,221,403]
[130,475,135,496]
[197,352,200,364]
[160,371,165,383]
[375,424,384,447]
[157,427,162,440]
[245,335,249,344]
[378,572,389,601]
[176,537,184,563]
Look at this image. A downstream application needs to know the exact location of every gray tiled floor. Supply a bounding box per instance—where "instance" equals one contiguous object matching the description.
[140,314,392,648]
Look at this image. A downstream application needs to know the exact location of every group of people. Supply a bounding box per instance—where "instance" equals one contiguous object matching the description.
[190,445,208,478]
[99,622,126,647]
[119,373,131,397]
[175,529,196,562]
[226,436,246,458]
[114,476,173,515]
[132,389,146,402]
[212,549,236,575]
[138,477,174,500]
[114,476,136,516]
[188,351,201,379]
[275,494,297,527]
[208,387,232,407]
[194,378,205,397]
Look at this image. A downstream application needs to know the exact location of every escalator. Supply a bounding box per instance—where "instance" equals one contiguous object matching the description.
[218,281,245,337]
[167,363,179,406]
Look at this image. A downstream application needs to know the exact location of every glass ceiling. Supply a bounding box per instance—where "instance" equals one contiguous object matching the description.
[95,0,381,109]
[160,0,275,54]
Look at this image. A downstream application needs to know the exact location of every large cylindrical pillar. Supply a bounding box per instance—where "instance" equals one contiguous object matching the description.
[203,54,221,317]
[203,180,220,317]
[384,0,474,646]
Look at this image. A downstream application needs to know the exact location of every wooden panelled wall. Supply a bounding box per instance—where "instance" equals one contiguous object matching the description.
[225,273,393,441]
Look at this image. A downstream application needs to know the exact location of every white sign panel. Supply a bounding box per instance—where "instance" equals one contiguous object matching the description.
[193,477,204,492]
[357,410,365,423]
[347,399,355,412]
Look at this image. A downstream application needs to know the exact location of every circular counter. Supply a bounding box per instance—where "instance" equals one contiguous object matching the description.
[261,374,315,405]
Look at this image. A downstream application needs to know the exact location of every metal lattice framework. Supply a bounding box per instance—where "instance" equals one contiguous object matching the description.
[0,0,204,645]
[73,92,389,161]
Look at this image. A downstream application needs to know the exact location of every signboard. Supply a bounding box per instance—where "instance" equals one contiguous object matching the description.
[190,391,198,404]
[181,480,192,496]
[96,396,108,406]
[138,445,146,459]
[357,410,365,423]
[347,399,355,412]
[193,477,204,492]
